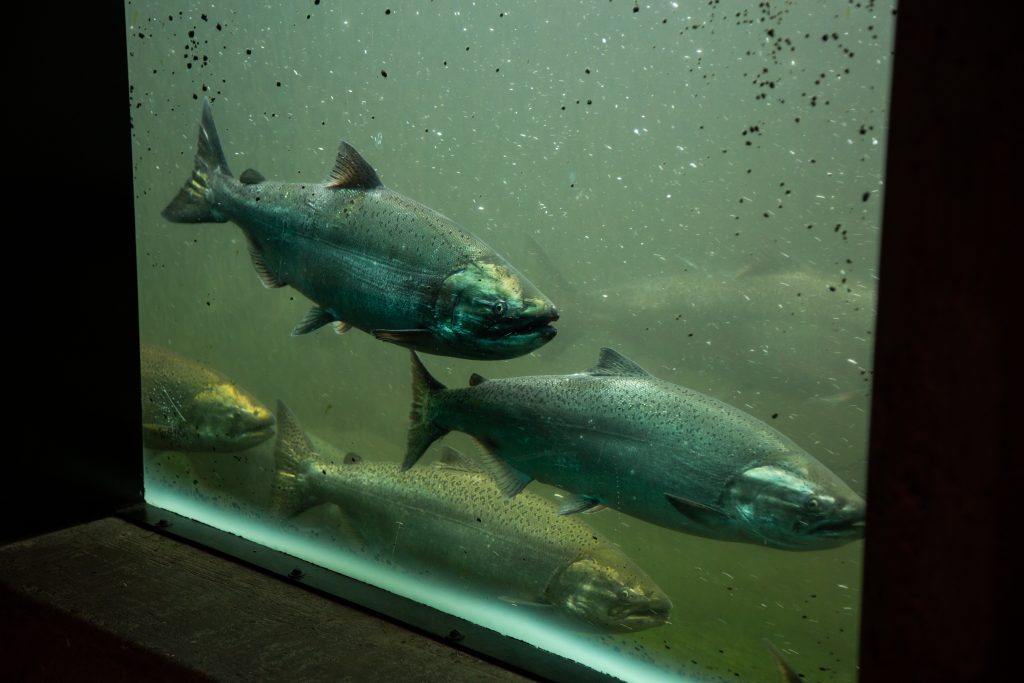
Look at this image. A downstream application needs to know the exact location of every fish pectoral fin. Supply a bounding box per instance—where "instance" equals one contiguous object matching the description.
[472,437,533,497]
[292,307,336,336]
[497,595,553,609]
[246,236,286,288]
[239,168,267,185]
[372,328,434,348]
[558,494,605,516]
[436,446,483,473]
[292,503,363,546]
[664,493,731,526]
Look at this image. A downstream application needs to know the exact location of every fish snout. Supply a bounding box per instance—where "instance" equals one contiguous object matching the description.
[813,494,866,540]
[608,590,673,630]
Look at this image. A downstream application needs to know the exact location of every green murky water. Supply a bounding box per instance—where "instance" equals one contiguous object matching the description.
[128,2,893,681]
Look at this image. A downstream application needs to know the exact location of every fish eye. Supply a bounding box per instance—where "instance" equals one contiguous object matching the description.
[805,497,821,511]
[492,300,507,316]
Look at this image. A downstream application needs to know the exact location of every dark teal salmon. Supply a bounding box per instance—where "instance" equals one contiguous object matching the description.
[405,348,866,551]
[162,98,558,360]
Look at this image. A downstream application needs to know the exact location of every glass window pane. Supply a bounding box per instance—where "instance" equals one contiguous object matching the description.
[129,3,893,680]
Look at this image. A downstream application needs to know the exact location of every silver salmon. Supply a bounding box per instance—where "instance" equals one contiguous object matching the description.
[271,401,671,632]
[162,98,558,360]
[405,348,866,551]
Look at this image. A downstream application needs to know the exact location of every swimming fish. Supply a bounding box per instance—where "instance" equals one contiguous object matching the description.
[140,344,275,452]
[405,348,866,551]
[271,401,671,632]
[162,98,558,360]
[561,260,875,402]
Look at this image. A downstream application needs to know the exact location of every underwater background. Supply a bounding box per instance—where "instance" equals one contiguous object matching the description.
[127,2,893,681]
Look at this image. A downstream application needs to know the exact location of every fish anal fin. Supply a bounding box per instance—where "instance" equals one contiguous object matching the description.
[246,236,286,288]
[292,307,336,336]
[558,494,604,516]
[473,437,532,497]
[587,348,652,378]
[327,142,383,190]
[332,321,352,335]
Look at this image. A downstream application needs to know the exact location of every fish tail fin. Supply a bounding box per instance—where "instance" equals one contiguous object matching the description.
[403,352,449,471]
[162,97,233,224]
[270,400,317,517]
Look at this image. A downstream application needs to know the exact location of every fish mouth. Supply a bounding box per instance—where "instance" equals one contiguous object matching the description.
[606,597,672,630]
[234,416,277,448]
[811,516,865,539]
[488,308,559,341]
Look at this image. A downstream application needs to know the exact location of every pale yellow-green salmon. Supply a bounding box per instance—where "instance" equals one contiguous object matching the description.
[140,344,275,453]
[271,401,671,633]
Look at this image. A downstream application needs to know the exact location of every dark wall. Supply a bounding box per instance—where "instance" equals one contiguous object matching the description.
[859,2,1011,681]
[8,5,142,542]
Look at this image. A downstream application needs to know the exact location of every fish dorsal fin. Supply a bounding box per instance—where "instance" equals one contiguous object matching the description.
[586,348,652,378]
[327,142,383,189]
[436,445,482,473]
[468,373,488,387]
[240,168,266,185]
[763,639,803,683]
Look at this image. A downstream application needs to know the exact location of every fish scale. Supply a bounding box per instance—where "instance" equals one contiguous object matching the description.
[270,402,671,632]
[406,347,866,551]
[162,98,558,360]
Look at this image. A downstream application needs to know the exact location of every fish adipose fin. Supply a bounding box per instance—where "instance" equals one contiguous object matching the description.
[403,352,450,471]
[292,307,336,336]
[468,373,488,386]
[327,142,383,190]
[664,493,731,527]
[162,97,233,224]
[558,494,605,516]
[247,236,286,289]
[472,437,533,497]
[271,400,319,517]
[587,348,653,378]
